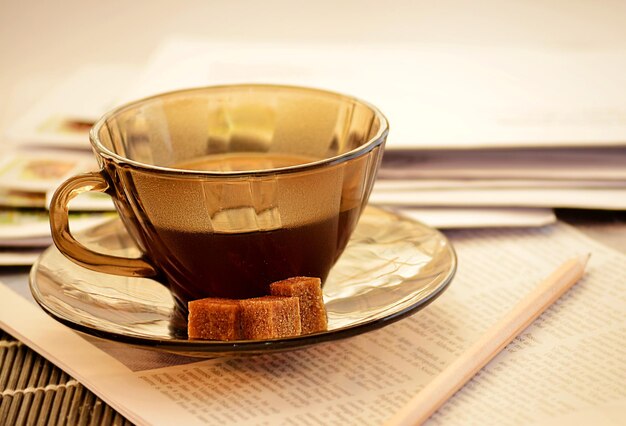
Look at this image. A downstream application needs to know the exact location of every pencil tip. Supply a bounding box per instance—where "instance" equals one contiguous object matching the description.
[579,253,591,267]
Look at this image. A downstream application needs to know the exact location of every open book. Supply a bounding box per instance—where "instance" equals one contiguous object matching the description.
[1,220,625,425]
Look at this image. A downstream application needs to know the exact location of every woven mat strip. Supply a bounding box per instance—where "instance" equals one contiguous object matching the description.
[0,330,133,425]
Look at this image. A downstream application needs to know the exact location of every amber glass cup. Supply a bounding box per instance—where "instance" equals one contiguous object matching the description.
[49,85,388,306]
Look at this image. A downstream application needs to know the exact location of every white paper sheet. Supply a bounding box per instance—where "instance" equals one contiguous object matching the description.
[394,206,556,229]
[370,187,626,209]
[126,37,626,150]
[378,148,626,180]
[0,248,43,266]
[375,179,626,190]
[1,222,625,425]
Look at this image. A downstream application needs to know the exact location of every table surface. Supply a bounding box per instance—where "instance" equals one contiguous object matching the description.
[0,329,132,426]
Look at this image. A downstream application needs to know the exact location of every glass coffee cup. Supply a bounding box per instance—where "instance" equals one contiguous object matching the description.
[49,84,388,306]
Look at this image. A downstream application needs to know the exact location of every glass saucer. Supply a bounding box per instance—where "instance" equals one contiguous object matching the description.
[30,206,456,357]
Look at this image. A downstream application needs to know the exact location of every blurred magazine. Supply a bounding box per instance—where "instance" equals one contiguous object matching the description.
[4,64,136,149]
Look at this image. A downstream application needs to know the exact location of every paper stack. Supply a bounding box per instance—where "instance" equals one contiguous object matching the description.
[0,66,132,266]
[123,37,626,228]
[374,146,626,218]
[0,150,116,266]
[5,37,626,266]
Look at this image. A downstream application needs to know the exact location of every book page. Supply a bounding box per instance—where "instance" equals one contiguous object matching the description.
[1,221,625,425]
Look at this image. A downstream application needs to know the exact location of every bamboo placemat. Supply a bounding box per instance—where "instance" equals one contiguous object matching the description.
[0,330,133,426]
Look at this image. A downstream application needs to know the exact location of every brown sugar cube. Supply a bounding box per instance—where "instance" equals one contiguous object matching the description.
[270,276,328,334]
[188,298,242,341]
[239,296,302,340]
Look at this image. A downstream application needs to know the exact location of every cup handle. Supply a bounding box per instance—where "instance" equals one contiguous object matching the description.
[49,171,158,277]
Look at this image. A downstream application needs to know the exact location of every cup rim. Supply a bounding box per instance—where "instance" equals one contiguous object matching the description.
[89,84,389,178]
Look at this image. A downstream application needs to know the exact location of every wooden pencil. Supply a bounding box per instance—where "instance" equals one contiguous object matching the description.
[386,254,590,426]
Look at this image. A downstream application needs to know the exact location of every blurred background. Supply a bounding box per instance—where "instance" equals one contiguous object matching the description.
[2,0,626,133]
